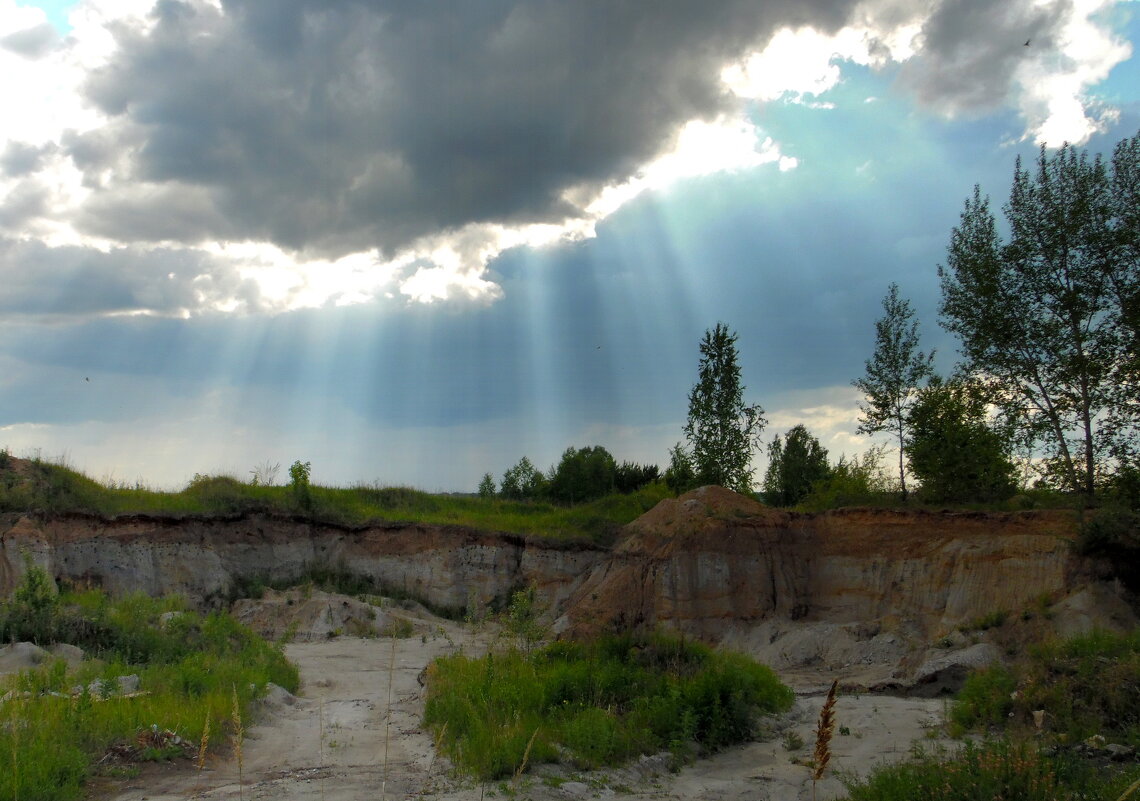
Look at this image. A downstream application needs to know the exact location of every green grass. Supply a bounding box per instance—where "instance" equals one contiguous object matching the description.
[846,628,1140,801]
[950,628,1140,745]
[422,632,794,780]
[0,457,671,543]
[0,572,298,801]
[844,739,1140,801]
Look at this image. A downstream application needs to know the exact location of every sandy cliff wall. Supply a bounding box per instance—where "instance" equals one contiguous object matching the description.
[0,513,606,613]
[0,488,1126,648]
[561,487,1103,640]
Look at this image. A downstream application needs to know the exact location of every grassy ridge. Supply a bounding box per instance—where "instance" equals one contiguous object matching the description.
[0,570,298,801]
[0,456,672,543]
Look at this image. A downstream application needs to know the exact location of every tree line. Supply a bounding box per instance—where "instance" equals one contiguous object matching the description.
[478,448,660,504]
[483,129,1139,508]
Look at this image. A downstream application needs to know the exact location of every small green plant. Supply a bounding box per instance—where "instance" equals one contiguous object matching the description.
[783,730,805,751]
[289,460,312,509]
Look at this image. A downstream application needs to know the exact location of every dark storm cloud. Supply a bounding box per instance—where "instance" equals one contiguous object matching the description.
[0,238,261,317]
[70,0,855,256]
[898,0,1064,112]
[0,21,59,59]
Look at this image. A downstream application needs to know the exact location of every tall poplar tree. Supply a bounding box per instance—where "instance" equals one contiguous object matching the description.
[853,283,934,499]
[939,132,1140,495]
[683,323,766,494]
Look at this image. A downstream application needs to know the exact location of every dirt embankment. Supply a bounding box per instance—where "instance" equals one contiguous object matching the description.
[1,486,1134,688]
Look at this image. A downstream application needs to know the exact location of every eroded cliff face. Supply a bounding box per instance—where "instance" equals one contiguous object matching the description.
[0,487,1130,674]
[560,487,1110,640]
[0,513,606,614]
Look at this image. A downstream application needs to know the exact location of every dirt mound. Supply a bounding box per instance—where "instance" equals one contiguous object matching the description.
[623,485,772,536]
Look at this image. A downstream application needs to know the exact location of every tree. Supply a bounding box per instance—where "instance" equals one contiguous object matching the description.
[547,446,617,504]
[614,461,660,494]
[906,376,1018,503]
[477,472,497,498]
[664,442,696,495]
[853,283,934,499]
[500,456,544,500]
[683,323,766,494]
[939,132,1140,496]
[762,425,831,507]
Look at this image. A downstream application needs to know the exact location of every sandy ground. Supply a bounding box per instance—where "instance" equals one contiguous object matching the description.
[91,610,956,801]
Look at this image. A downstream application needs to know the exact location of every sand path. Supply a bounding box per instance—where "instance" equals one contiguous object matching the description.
[101,622,954,801]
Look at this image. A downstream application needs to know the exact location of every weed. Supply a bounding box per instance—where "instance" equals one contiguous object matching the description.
[783,731,805,751]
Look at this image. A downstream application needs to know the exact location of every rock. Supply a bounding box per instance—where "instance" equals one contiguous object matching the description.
[48,643,85,666]
[261,682,297,708]
[1105,744,1135,760]
[117,674,140,694]
[909,643,1002,697]
[87,675,140,697]
[0,642,50,673]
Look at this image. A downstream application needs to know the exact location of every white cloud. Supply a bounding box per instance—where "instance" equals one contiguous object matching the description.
[1013,0,1131,145]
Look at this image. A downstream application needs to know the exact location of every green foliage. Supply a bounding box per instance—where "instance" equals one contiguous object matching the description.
[939,132,1140,496]
[664,442,697,495]
[683,323,766,494]
[0,456,671,543]
[423,632,793,780]
[853,283,935,500]
[844,739,1139,801]
[289,460,312,509]
[547,446,617,505]
[799,445,896,511]
[0,587,298,801]
[613,461,660,494]
[950,665,1017,732]
[500,456,546,501]
[477,472,497,498]
[952,629,1140,746]
[1076,506,1140,592]
[501,585,547,652]
[762,425,831,507]
[907,376,1018,503]
[5,553,60,644]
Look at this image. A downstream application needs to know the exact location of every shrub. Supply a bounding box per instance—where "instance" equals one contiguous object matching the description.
[951,629,1140,745]
[844,739,1139,801]
[423,632,792,780]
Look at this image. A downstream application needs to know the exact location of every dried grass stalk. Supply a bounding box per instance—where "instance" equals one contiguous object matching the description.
[514,728,540,781]
[1117,776,1140,801]
[812,679,839,799]
[231,685,245,801]
[195,713,210,790]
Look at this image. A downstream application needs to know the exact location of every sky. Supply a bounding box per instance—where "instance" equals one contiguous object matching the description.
[0,0,1138,492]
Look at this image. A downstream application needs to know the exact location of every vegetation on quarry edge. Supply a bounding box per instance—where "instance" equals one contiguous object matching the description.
[843,627,1140,801]
[0,558,299,801]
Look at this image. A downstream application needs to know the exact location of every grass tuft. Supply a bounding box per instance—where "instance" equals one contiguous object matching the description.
[423,631,793,780]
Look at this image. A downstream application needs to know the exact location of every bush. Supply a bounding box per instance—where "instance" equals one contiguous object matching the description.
[800,445,895,511]
[844,739,1139,801]
[951,629,1140,746]
[423,632,792,779]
